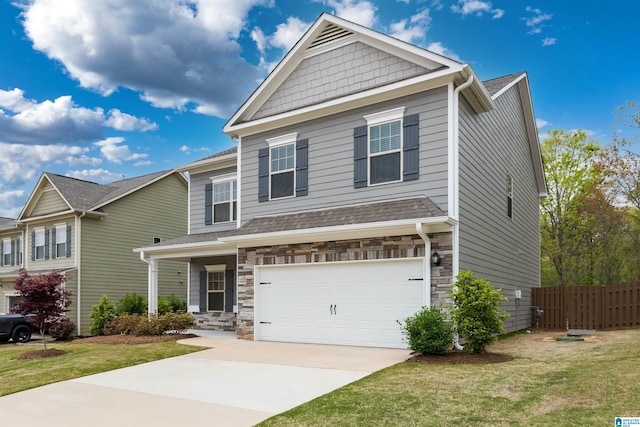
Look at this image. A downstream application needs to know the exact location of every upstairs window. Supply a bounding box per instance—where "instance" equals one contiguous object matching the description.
[213,179,237,223]
[269,136,295,199]
[1,239,11,266]
[54,224,69,258]
[258,133,308,202]
[507,174,513,219]
[354,107,420,188]
[34,228,46,260]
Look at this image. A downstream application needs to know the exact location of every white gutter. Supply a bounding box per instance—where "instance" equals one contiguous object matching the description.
[415,223,431,309]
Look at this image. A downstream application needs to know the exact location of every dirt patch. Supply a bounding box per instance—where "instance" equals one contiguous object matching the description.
[406,349,513,365]
[16,349,68,360]
[71,334,198,345]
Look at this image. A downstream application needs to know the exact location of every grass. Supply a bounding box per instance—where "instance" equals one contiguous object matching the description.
[0,340,205,396]
[260,329,640,426]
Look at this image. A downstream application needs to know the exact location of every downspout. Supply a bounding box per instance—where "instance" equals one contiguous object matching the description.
[415,223,431,310]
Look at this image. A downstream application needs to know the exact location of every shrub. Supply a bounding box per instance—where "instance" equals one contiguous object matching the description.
[116,293,148,315]
[89,295,116,335]
[448,270,509,354]
[399,307,452,355]
[158,294,187,314]
[49,318,76,341]
[106,312,195,336]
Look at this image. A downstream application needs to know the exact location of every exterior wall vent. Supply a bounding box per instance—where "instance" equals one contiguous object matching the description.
[308,23,353,50]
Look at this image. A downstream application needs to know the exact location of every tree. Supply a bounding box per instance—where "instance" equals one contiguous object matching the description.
[540,129,601,286]
[89,295,116,336]
[14,269,72,351]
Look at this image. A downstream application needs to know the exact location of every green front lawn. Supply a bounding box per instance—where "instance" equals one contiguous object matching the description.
[0,340,204,396]
[261,329,640,426]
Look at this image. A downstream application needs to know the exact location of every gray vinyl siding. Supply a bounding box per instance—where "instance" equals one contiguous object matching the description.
[25,216,76,271]
[79,174,188,335]
[241,87,449,222]
[458,85,540,333]
[253,41,429,120]
[190,167,237,234]
[30,189,68,216]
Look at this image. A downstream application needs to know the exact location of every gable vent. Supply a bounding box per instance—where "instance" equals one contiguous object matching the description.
[308,23,353,50]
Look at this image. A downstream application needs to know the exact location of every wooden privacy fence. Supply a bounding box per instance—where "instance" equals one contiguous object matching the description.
[532,282,640,330]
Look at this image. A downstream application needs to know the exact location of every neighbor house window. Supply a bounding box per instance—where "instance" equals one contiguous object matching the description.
[34,228,46,260]
[269,135,296,199]
[507,174,513,218]
[206,265,225,311]
[16,238,22,265]
[55,224,68,258]
[212,178,237,223]
[1,239,11,266]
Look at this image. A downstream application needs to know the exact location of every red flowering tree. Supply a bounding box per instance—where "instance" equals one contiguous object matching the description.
[13,269,72,350]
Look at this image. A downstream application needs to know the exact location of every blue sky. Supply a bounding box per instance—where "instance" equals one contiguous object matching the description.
[1,0,639,218]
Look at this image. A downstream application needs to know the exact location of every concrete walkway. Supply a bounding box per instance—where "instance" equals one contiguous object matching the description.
[0,332,411,427]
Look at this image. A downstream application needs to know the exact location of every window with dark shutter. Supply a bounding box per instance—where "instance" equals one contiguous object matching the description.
[260,135,309,200]
[204,183,213,225]
[295,139,308,196]
[225,269,235,313]
[403,113,420,181]
[212,179,237,223]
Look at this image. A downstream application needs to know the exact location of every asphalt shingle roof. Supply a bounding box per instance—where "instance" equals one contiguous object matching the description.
[482,72,524,97]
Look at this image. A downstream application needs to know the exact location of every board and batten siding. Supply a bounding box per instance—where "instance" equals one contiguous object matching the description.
[457,85,541,332]
[25,216,76,272]
[241,87,449,222]
[30,188,69,217]
[190,166,237,235]
[79,174,188,335]
[253,41,429,120]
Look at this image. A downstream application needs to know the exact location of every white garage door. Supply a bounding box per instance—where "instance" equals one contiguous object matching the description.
[255,258,425,348]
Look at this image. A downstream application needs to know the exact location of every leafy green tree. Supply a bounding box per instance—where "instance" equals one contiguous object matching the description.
[448,271,508,354]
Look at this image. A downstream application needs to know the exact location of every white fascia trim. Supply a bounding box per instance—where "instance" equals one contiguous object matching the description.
[19,210,104,223]
[447,82,455,219]
[225,69,457,137]
[490,72,526,100]
[266,132,298,147]
[133,239,236,257]
[364,107,405,125]
[210,172,237,183]
[204,264,225,272]
[237,137,243,228]
[175,152,237,173]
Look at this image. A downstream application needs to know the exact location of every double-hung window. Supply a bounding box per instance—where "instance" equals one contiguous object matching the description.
[206,265,225,311]
[507,174,513,218]
[354,107,419,188]
[34,228,46,260]
[211,175,237,223]
[54,224,68,258]
[1,239,11,266]
[268,134,296,199]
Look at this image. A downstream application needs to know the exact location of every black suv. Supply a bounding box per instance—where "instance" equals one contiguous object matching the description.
[0,314,33,343]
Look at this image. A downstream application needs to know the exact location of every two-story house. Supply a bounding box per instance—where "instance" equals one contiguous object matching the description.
[135,13,546,348]
[0,170,189,335]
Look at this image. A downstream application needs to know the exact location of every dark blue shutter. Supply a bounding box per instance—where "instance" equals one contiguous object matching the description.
[295,139,308,197]
[31,231,35,261]
[354,125,368,188]
[44,229,49,260]
[204,183,213,225]
[403,113,420,181]
[66,225,72,258]
[0,242,3,266]
[51,227,57,259]
[225,269,235,313]
[258,148,269,202]
[10,240,15,266]
[199,271,207,312]
[16,238,21,265]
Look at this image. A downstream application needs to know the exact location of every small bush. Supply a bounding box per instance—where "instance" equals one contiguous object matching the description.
[49,318,76,341]
[106,312,195,336]
[89,295,116,335]
[399,307,452,355]
[448,270,509,354]
[116,293,148,315]
[158,294,187,314]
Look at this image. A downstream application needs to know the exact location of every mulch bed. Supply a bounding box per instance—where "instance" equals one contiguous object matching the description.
[16,349,68,360]
[406,349,513,364]
[70,333,198,345]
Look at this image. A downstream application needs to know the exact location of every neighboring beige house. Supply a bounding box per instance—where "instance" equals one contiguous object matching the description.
[135,14,546,349]
[0,170,188,335]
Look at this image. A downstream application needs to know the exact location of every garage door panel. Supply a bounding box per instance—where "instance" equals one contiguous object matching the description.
[256,259,424,348]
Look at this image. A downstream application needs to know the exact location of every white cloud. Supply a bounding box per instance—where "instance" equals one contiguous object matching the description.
[0,89,157,145]
[542,37,557,46]
[94,137,148,164]
[325,0,377,27]
[390,9,431,43]
[251,27,267,54]
[65,169,123,183]
[536,118,551,129]
[18,0,272,117]
[179,145,190,153]
[269,17,311,51]
[426,42,461,61]
[0,190,25,216]
[133,160,152,166]
[451,1,505,19]
[524,6,553,34]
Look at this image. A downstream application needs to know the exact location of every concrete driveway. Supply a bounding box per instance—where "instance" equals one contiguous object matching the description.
[0,332,411,427]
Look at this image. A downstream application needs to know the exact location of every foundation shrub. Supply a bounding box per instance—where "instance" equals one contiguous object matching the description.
[399,307,452,355]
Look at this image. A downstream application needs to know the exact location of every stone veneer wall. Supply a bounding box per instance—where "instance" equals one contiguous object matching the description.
[236,233,453,340]
[192,311,236,331]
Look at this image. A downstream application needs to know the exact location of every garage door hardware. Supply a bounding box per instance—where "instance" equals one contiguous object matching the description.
[408,278,424,281]
[260,321,272,324]
[330,304,338,315]
[259,281,271,285]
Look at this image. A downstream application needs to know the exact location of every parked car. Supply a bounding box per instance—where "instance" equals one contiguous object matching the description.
[0,314,33,343]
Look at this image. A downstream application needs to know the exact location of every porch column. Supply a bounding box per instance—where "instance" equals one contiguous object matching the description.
[148,258,159,314]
